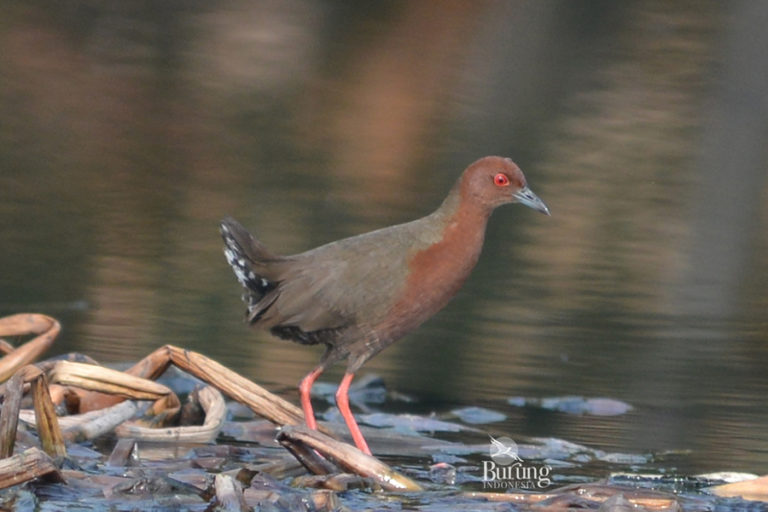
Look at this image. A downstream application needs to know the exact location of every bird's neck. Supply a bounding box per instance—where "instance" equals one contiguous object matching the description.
[430,179,493,248]
[409,182,493,300]
[376,183,494,342]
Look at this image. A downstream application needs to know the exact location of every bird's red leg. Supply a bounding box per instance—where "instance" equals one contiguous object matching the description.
[336,372,372,455]
[299,366,324,430]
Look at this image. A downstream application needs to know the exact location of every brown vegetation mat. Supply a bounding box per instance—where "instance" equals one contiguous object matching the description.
[1,313,765,510]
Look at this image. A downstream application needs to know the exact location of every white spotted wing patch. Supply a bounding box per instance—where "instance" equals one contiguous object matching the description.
[221,231,272,298]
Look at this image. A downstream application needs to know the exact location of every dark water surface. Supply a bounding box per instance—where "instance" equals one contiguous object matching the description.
[2,0,767,482]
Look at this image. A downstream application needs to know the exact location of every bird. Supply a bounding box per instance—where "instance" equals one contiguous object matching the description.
[220,156,549,455]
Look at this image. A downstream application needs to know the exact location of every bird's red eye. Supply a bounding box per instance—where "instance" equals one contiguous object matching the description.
[494,173,510,186]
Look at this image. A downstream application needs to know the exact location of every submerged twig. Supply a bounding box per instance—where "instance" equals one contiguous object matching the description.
[106,438,139,467]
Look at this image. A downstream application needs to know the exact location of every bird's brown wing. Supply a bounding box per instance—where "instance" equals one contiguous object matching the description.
[261,227,414,334]
[259,258,350,332]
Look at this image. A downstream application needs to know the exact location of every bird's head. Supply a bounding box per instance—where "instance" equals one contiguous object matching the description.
[461,156,550,215]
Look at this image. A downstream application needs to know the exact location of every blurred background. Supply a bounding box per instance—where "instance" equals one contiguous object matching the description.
[1,1,766,475]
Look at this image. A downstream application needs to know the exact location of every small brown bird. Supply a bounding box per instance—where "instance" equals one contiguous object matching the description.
[221,156,549,455]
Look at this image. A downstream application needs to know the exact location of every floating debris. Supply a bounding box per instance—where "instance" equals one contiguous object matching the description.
[357,413,470,433]
[697,472,760,484]
[431,453,468,465]
[526,437,594,460]
[508,395,633,416]
[429,462,457,485]
[451,406,506,424]
[597,451,650,465]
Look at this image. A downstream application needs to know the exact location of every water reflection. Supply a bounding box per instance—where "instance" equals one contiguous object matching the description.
[1,1,766,475]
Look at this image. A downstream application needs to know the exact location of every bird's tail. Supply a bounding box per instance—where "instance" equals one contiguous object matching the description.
[220,217,279,321]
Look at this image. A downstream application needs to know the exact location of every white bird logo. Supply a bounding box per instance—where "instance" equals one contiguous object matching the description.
[489,435,523,464]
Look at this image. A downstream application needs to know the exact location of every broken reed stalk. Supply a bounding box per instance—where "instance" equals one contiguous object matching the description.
[62,401,140,443]
[49,360,174,400]
[278,434,339,476]
[163,345,312,429]
[0,339,14,355]
[0,366,67,460]
[47,360,182,426]
[0,372,24,458]
[13,343,327,445]
[64,345,315,432]
[463,484,681,510]
[0,447,64,490]
[21,400,141,444]
[277,425,423,492]
[30,370,66,460]
[116,386,226,443]
[0,314,60,383]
